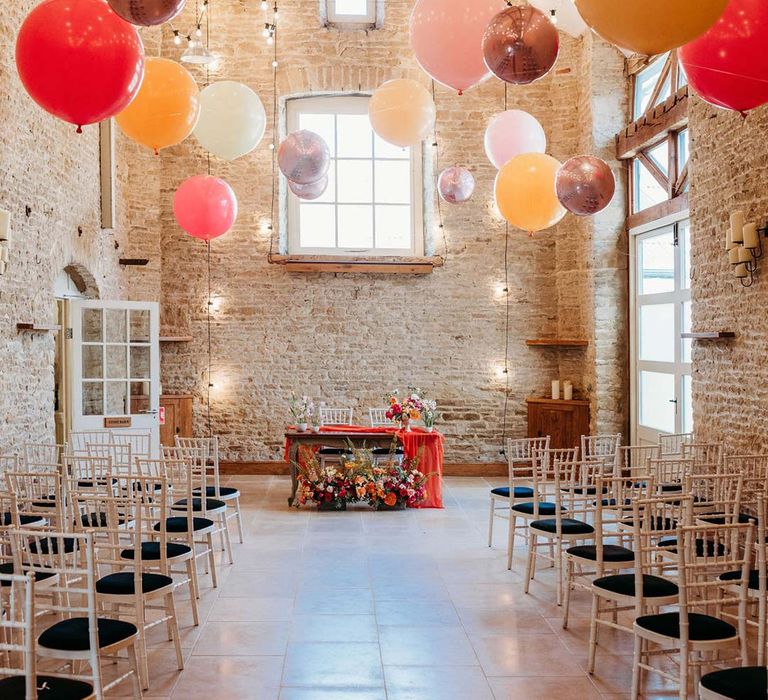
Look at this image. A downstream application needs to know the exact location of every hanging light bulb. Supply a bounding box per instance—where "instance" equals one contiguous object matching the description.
[263,22,270,37]
[173,29,182,45]
[260,0,267,9]
[266,34,274,45]
[195,24,203,37]
[549,9,557,25]
[272,60,278,68]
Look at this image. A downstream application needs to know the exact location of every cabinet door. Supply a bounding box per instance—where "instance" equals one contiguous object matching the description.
[176,397,193,438]
[159,399,177,447]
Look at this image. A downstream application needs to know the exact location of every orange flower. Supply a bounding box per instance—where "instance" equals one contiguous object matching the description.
[389,397,397,405]
[409,409,420,420]
[384,492,397,506]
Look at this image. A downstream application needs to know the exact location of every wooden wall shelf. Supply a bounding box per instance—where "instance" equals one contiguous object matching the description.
[160,335,193,343]
[119,258,149,266]
[526,338,590,348]
[680,332,735,340]
[16,323,60,332]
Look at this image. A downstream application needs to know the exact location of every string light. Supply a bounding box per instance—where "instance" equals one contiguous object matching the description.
[173,29,182,45]
[195,24,203,37]
[500,82,510,456]
[549,9,557,25]
[260,0,267,9]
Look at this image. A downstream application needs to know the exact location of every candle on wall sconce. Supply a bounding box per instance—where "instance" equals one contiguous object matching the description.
[730,210,745,243]
[563,380,573,401]
[551,380,560,400]
[738,247,753,264]
[735,263,749,279]
[743,222,760,250]
[725,210,766,287]
[728,246,740,265]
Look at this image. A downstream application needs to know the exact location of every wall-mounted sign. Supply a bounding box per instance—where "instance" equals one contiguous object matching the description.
[159,406,166,425]
[104,416,132,428]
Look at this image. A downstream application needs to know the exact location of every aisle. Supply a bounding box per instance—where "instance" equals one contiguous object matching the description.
[124,475,679,700]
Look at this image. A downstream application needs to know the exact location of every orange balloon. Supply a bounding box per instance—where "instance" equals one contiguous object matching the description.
[495,153,566,233]
[368,79,435,148]
[116,57,199,153]
[574,0,728,56]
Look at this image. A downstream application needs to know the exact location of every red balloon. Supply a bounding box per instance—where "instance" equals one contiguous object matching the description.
[173,176,238,242]
[16,0,144,131]
[679,0,768,114]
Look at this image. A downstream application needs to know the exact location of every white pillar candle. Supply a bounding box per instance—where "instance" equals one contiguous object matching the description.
[743,222,760,250]
[728,246,740,265]
[563,381,573,401]
[726,228,733,251]
[551,380,560,400]
[0,209,9,242]
[738,246,753,263]
[731,210,745,243]
[735,263,749,278]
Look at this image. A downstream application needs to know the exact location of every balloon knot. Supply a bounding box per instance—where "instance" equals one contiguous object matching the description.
[154,148,159,156]
[458,90,463,96]
[76,125,83,134]
[528,231,534,238]
[740,111,748,121]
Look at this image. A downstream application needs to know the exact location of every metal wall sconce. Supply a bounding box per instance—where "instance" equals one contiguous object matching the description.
[726,210,765,287]
[0,209,10,275]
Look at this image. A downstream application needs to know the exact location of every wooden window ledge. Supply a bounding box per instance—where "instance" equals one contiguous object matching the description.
[268,255,444,275]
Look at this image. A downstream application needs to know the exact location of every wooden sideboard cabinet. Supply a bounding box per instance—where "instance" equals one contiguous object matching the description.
[131,393,193,447]
[526,397,590,450]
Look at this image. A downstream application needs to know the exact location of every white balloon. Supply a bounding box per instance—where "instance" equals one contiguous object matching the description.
[193,80,266,160]
[528,0,587,38]
[484,110,546,170]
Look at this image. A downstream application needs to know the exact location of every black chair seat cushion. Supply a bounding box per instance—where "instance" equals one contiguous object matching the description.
[567,544,634,562]
[193,486,240,498]
[317,448,347,455]
[719,568,761,591]
[172,498,225,511]
[39,617,137,651]
[530,518,594,535]
[698,512,757,525]
[636,611,736,641]
[700,666,767,699]
[371,446,405,455]
[597,498,631,507]
[570,486,608,495]
[76,478,117,488]
[594,573,678,598]
[155,516,214,533]
[0,674,94,699]
[31,500,58,509]
[96,571,173,596]
[657,538,726,557]
[2,512,46,526]
[512,501,562,516]
[29,537,78,555]
[80,512,128,528]
[491,486,535,499]
[660,483,683,493]
[621,516,676,531]
[0,562,56,586]
[120,542,192,561]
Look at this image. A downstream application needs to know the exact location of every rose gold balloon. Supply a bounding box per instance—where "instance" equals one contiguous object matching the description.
[438,166,475,204]
[278,130,330,185]
[555,156,615,216]
[108,0,186,26]
[289,174,328,201]
[482,6,559,85]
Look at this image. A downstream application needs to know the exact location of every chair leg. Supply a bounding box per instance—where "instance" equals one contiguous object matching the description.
[678,644,689,700]
[233,497,244,544]
[562,558,573,629]
[524,534,537,593]
[506,515,516,570]
[220,513,234,565]
[165,592,184,671]
[185,558,200,625]
[587,593,600,674]
[206,533,218,588]
[126,642,143,700]
[631,634,642,700]
[488,498,495,548]
[555,538,563,606]
[136,603,150,690]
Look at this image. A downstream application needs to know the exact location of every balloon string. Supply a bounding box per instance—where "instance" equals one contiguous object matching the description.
[268,16,278,262]
[207,240,212,438]
[430,80,447,262]
[501,222,510,454]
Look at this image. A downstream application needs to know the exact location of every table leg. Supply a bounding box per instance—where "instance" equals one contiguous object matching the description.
[288,441,300,506]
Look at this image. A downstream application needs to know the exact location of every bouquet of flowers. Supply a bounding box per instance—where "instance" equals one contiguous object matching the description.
[362,455,428,509]
[294,448,353,509]
[421,398,439,431]
[384,387,425,428]
[289,394,314,429]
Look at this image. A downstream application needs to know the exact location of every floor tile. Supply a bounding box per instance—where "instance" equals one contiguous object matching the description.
[282,642,384,688]
[385,665,495,700]
[379,625,479,666]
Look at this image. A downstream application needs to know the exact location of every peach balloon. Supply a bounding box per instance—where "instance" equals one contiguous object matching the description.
[409,0,501,94]
[574,0,729,55]
[116,57,200,154]
[495,153,566,233]
[368,79,436,148]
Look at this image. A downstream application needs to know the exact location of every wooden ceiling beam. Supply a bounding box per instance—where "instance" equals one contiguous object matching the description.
[616,86,689,160]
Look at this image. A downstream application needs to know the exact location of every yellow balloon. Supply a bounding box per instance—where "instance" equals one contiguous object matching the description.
[116,57,200,154]
[495,153,565,233]
[574,0,728,56]
[369,79,435,148]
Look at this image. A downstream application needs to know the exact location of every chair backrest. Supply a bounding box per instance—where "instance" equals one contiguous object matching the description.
[23,443,67,468]
[162,456,196,550]
[69,430,112,454]
[658,431,694,457]
[505,437,551,499]
[724,454,768,481]
[617,445,661,478]
[0,491,20,572]
[5,471,66,530]
[648,458,694,491]
[685,473,743,522]
[581,434,621,462]
[110,431,151,458]
[680,442,723,474]
[69,455,113,495]
[85,442,132,472]
[175,436,222,496]
[533,447,582,522]
[319,407,354,425]
[0,571,36,700]
[0,454,20,483]
[368,408,390,427]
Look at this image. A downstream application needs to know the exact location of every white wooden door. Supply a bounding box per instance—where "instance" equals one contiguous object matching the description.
[69,300,160,456]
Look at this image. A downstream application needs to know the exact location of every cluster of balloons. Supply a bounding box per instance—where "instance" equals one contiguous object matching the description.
[278,131,331,201]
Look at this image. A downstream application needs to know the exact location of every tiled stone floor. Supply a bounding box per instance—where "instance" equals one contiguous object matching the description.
[119,475,699,699]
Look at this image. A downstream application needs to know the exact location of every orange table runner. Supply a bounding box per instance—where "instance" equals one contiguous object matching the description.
[284,425,444,508]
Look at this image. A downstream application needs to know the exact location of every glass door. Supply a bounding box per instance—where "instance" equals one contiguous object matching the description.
[69,300,160,455]
[631,218,692,445]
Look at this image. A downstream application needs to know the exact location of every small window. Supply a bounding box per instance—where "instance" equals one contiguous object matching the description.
[285,95,424,257]
[324,0,377,26]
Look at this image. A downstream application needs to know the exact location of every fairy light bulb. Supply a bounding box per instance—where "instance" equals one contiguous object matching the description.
[262,25,270,37]
[195,24,203,37]
[173,29,181,45]
[272,60,278,68]
[266,35,274,45]
[260,0,267,9]
[549,9,557,24]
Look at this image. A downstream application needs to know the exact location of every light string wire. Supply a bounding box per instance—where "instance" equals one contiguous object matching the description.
[205,0,213,438]
[430,80,448,262]
[169,0,209,44]
[267,12,278,262]
[501,82,510,455]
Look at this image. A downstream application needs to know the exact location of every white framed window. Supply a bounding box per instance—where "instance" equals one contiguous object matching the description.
[324,0,376,25]
[285,95,424,257]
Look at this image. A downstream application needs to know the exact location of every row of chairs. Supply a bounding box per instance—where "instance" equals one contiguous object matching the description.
[489,434,768,699]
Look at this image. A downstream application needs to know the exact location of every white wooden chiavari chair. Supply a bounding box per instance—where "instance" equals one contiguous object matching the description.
[687,473,746,525]
[68,456,114,496]
[69,432,112,455]
[318,407,354,425]
[11,529,142,699]
[581,433,621,463]
[5,472,66,532]
[723,454,768,482]
[71,489,184,690]
[659,431,694,458]
[109,432,151,459]
[681,442,724,475]
[22,443,68,470]
[523,450,595,605]
[0,571,96,699]
[562,474,655,630]
[648,457,694,494]
[586,495,691,675]
[368,408,390,427]
[85,443,132,476]
[0,493,53,587]
[175,436,244,545]
[615,444,661,480]
[631,521,754,700]
[486,436,549,566]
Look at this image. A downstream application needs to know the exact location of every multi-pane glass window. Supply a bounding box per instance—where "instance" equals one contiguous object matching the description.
[325,0,375,24]
[286,95,423,256]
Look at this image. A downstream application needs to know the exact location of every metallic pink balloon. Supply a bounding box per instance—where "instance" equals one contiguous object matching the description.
[289,174,328,201]
[438,166,475,204]
[278,130,331,185]
[482,6,559,85]
[107,0,186,26]
[555,156,615,216]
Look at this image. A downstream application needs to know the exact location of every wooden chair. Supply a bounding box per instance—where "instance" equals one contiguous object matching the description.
[687,473,746,525]
[723,454,768,482]
[69,432,112,455]
[23,443,67,469]
[0,571,96,699]
[648,457,694,494]
[110,431,151,459]
[368,408,390,426]
[681,442,724,475]
[319,407,354,425]
[632,521,754,700]
[5,471,66,531]
[581,433,621,463]
[11,529,142,699]
[659,431,694,457]
[615,445,661,480]
[85,443,132,475]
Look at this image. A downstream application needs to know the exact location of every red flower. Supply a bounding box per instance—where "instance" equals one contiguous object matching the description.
[384,492,397,506]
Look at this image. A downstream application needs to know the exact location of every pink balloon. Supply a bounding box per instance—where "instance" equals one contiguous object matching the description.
[173,175,237,241]
[289,174,328,201]
[409,0,502,94]
[278,130,330,185]
[438,166,475,204]
[484,110,547,169]
[556,156,615,216]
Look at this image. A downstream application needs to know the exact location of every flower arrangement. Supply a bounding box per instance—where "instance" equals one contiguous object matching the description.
[421,398,439,431]
[363,456,428,509]
[384,387,425,430]
[293,448,352,510]
[289,394,314,430]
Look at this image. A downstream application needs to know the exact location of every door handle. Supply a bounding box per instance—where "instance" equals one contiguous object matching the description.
[139,409,159,415]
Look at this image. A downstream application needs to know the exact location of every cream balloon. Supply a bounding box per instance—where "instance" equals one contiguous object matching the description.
[193,81,266,160]
[484,110,546,169]
[368,79,436,148]
[528,0,587,38]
